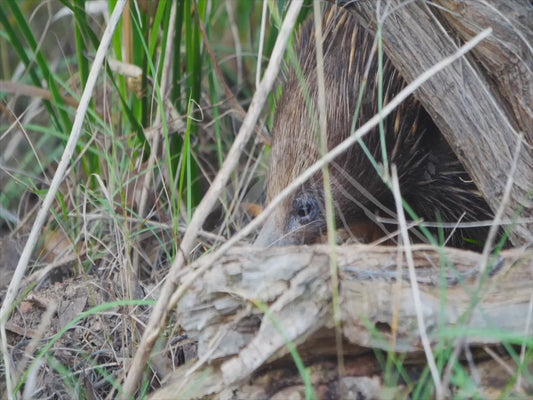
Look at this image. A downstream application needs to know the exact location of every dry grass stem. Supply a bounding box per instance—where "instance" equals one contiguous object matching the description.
[134,0,178,275]
[121,1,305,396]
[255,0,269,89]
[391,165,443,399]
[313,0,344,377]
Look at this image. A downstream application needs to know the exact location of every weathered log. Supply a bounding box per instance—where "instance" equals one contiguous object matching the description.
[435,0,533,138]
[150,244,533,399]
[336,0,533,245]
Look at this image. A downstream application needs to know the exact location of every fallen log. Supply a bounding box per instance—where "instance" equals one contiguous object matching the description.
[151,244,533,399]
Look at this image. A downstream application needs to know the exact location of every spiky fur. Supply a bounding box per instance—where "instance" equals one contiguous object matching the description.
[260,4,493,248]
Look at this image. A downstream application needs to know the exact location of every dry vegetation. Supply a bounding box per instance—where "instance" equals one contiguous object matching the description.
[0,1,532,399]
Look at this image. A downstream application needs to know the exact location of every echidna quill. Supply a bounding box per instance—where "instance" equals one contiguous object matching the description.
[255,5,494,249]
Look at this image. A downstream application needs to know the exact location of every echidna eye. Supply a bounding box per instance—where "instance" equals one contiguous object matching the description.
[298,203,311,218]
[295,196,320,224]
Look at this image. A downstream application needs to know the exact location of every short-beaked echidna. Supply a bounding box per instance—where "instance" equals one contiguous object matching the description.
[255,5,494,249]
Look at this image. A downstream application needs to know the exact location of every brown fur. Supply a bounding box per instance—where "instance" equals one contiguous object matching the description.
[256,5,494,248]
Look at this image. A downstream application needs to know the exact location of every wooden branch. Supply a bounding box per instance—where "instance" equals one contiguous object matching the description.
[337,0,533,245]
[435,0,533,140]
[151,244,533,399]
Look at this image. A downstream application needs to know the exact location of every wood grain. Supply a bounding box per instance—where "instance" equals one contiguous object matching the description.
[337,0,533,245]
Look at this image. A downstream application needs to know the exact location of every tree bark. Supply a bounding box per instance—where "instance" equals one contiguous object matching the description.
[336,0,533,245]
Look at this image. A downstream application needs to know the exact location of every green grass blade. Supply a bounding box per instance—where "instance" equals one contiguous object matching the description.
[6,0,72,133]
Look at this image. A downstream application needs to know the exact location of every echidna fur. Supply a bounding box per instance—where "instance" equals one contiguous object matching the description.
[255,4,494,249]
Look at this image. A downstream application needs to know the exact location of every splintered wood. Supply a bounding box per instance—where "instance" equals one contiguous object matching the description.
[151,245,533,399]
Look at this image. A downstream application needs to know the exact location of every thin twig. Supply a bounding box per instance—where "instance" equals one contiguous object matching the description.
[0,80,80,108]
[225,0,243,88]
[256,0,269,88]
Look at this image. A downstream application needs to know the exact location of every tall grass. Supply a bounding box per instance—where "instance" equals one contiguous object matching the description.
[0,0,274,397]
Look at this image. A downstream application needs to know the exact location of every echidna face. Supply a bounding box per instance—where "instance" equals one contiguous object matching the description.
[255,6,367,247]
[255,184,326,247]
[286,186,326,244]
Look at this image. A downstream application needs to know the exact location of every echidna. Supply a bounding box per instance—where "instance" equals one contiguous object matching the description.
[255,4,494,249]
